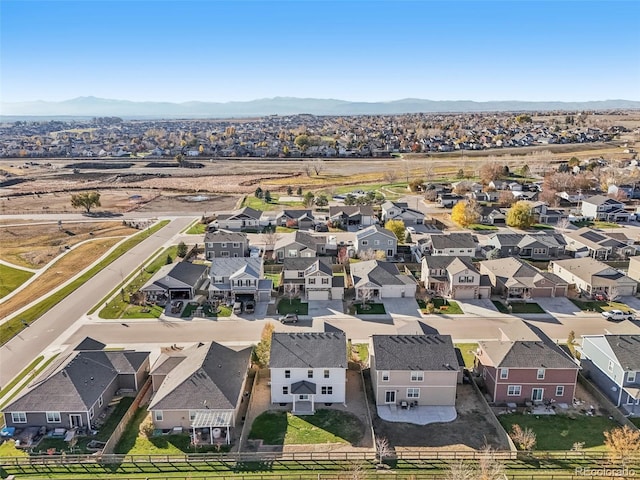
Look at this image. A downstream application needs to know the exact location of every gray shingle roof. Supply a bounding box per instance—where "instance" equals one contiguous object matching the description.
[142,262,208,292]
[204,230,248,244]
[372,335,459,371]
[429,233,477,250]
[148,342,251,411]
[478,341,578,369]
[283,257,332,272]
[209,257,262,278]
[350,260,416,288]
[270,332,347,369]
[605,335,640,370]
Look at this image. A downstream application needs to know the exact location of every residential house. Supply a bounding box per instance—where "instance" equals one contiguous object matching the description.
[580,334,640,415]
[351,260,417,300]
[563,227,636,260]
[531,202,568,225]
[276,210,315,230]
[2,340,149,430]
[550,258,638,299]
[580,195,630,222]
[479,257,568,298]
[281,257,345,300]
[355,225,397,258]
[421,256,491,300]
[204,231,250,260]
[483,233,566,260]
[140,262,209,305]
[381,201,425,225]
[478,206,506,226]
[147,341,252,444]
[475,339,579,405]
[369,335,461,408]
[269,332,347,414]
[329,206,376,229]
[273,231,335,262]
[626,256,640,283]
[421,233,478,257]
[211,207,262,231]
[208,257,272,303]
[436,193,464,208]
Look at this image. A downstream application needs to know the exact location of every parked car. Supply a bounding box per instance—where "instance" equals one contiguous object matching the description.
[601,309,635,322]
[170,300,183,314]
[233,301,243,314]
[406,226,416,234]
[279,313,298,324]
[244,300,255,314]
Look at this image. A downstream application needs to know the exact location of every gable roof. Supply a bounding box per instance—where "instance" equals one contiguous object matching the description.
[351,260,416,288]
[148,342,251,411]
[270,332,347,369]
[552,257,630,284]
[605,335,640,371]
[274,231,326,251]
[204,230,248,244]
[372,335,459,371]
[582,195,623,207]
[422,256,476,272]
[355,225,396,241]
[480,257,567,288]
[283,257,332,271]
[428,233,477,250]
[142,262,208,292]
[209,257,262,278]
[329,205,375,218]
[5,350,149,412]
[478,340,578,369]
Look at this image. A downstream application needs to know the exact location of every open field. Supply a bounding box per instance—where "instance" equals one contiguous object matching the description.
[0,221,138,268]
[0,237,122,321]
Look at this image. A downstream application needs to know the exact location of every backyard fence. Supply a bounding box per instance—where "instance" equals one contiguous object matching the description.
[577,374,639,431]
[2,475,633,480]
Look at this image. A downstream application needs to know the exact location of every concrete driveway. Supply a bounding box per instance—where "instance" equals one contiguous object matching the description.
[457,298,499,316]
[535,297,582,316]
[381,298,423,319]
[307,300,345,317]
[619,296,640,312]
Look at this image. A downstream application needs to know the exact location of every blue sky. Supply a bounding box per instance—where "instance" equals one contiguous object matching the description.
[1,0,639,103]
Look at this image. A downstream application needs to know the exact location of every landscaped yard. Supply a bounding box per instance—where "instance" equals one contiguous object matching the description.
[419,298,464,315]
[350,302,386,315]
[498,413,620,451]
[242,195,303,211]
[570,299,632,313]
[0,264,34,299]
[265,273,281,288]
[468,224,498,231]
[492,301,546,314]
[185,222,207,234]
[248,410,364,445]
[455,343,478,369]
[277,298,308,315]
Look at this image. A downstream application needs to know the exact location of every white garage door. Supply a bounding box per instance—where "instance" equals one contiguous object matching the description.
[308,290,330,300]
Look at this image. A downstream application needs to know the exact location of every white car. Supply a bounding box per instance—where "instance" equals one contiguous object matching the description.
[406,226,416,234]
[601,309,635,322]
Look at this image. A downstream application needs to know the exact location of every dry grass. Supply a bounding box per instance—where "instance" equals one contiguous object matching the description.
[0,221,137,268]
[0,237,121,320]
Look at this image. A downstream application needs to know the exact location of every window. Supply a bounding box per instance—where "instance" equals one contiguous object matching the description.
[189,411,197,421]
[233,242,240,248]
[628,371,637,383]
[537,368,545,380]
[410,371,424,382]
[459,275,474,283]
[533,248,546,255]
[287,249,298,257]
[89,407,94,419]
[556,386,564,396]
[11,412,27,423]
[381,371,390,382]
[500,368,509,379]
[307,369,314,378]
[608,360,614,373]
[388,240,393,245]
[507,385,522,396]
[98,395,103,408]
[321,386,333,395]
[324,369,330,378]
[321,278,329,285]
[297,272,304,278]
[361,240,369,246]
[283,386,289,395]
[154,411,163,422]
[220,251,230,257]
[221,243,227,248]
[407,388,420,398]
[299,394,309,400]
[46,412,61,423]
[285,370,291,378]
[374,240,380,246]
[627,395,635,405]
[309,278,316,285]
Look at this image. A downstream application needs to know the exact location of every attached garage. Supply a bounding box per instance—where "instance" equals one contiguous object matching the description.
[308,290,330,301]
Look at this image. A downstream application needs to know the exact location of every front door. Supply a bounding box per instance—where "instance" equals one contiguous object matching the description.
[385,391,396,404]
[532,388,544,402]
[69,414,83,428]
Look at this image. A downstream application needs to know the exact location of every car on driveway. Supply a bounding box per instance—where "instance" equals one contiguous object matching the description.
[279,313,298,324]
[244,300,255,314]
[170,300,183,314]
[601,309,635,322]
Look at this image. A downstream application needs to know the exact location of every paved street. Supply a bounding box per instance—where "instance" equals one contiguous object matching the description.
[0,216,195,387]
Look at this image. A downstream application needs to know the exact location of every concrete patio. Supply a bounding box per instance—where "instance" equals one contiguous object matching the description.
[376,405,457,425]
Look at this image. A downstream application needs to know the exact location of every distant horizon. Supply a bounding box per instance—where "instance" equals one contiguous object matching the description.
[1,1,639,104]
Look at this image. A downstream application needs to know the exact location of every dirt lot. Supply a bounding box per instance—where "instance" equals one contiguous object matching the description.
[365,372,509,451]
[0,221,138,268]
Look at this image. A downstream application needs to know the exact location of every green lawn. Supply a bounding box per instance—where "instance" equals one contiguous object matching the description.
[352,302,386,315]
[630,417,640,428]
[0,264,34,299]
[242,195,303,211]
[426,298,463,314]
[492,301,546,314]
[99,245,178,319]
[354,343,369,363]
[248,410,364,445]
[455,343,478,369]
[277,298,308,315]
[275,226,297,233]
[185,222,207,234]
[498,413,620,451]
[468,224,499,231]
[0,221,169,346]
[0,440,28,457]
[531,224,555,230]
[572,220,622,229]
[265,273,281,288]
[570,299,632,313]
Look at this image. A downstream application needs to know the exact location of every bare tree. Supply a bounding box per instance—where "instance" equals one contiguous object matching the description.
[604,425,640,469]
[312,159,325,176]
[510,424,537,451]
[556,217,571,231]
[607,287,621,302]
[358,287,374,309]
[284,283,299,305]
[301,161,313,177]
[376,436,392,465]
[446,460,475,480]
[383,170,398,183]
[261,230,280,255]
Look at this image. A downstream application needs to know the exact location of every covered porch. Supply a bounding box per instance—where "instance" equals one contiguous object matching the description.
[291,380,316,415]
[190,410,234,445]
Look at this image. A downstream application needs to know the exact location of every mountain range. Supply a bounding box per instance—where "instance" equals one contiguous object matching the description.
[2,96,640,119]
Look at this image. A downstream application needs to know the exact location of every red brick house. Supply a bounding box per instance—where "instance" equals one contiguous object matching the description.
[475,340,579,405]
